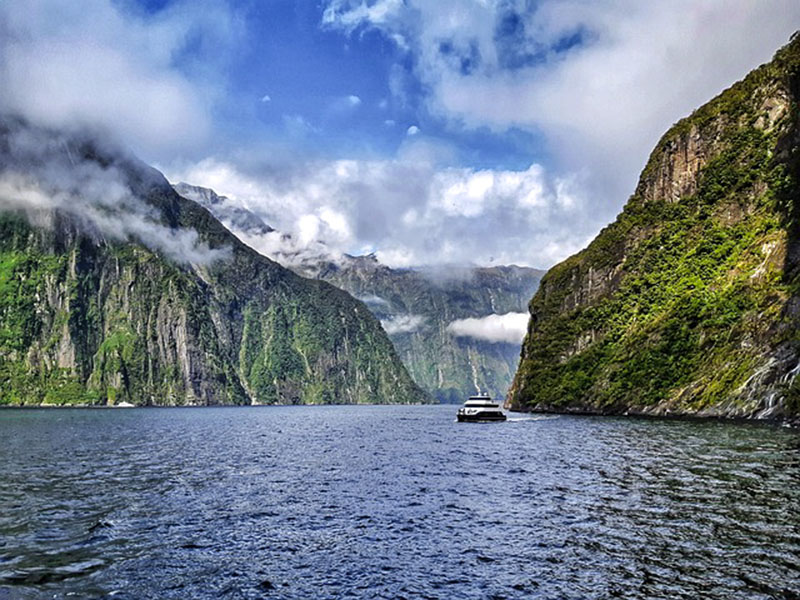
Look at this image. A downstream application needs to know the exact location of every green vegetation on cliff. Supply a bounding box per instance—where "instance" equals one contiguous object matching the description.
[175,183,544,403]
[508,34,800,419]
[312,258,542,402]
[0,121,425,406]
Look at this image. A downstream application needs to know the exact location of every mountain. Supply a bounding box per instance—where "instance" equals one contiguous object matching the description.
[508,34,800,420]
[172,183,274,237]
[0,118,426,406]
[174,183,544,402]
[173,182,333,268]
[303,256,543,403]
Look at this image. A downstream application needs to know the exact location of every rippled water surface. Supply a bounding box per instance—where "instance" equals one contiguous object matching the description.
[1,406,799,599]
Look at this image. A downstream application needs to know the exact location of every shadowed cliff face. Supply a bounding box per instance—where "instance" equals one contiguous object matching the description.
[508,34,800,420]
[0,119,426,406]
[307,257,543,402]
[175,182,544,403]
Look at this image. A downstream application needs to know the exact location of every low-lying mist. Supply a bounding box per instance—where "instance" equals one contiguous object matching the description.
[0,118,229,265]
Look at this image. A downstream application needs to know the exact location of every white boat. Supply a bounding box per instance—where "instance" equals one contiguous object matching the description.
[457,393,506,422]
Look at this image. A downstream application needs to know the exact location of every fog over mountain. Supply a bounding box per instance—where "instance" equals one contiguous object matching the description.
[3,1,797,271]
[175,181,543,401]
[0,119,228,265]
[0,118,424,406]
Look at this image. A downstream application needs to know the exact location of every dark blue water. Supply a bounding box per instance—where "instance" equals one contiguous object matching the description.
[0,406,798,599]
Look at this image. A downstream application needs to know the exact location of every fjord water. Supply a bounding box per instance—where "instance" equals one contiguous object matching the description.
[0,406,798,599]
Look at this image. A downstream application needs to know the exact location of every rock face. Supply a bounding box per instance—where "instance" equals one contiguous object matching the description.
[171,184,544,402]
[0,119,425,406]
[508,34,800,420]
[306,256,543,403]
[173,182,274,237]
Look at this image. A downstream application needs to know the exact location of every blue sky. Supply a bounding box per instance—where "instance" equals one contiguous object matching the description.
[133,0,546,171]
[2,0,799,267]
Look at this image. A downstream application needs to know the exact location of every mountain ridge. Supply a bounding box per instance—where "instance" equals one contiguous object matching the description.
[507,34,800,420]
[0,118,426,406]
[174,182,544,402]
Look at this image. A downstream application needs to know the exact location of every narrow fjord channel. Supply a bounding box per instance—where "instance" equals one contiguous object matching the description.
[1,405,798,599]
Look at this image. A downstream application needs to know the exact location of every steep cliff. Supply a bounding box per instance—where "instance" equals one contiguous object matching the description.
[0,119,425,406]
[309,256,543,403]
[508,34,800,419]
[171,184,543,402]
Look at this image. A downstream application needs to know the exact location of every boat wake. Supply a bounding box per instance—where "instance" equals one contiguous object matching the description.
[505,415,560,422]
[452,415,559,423]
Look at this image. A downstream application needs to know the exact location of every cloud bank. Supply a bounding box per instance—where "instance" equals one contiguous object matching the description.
[0,0,236,160]
[447,312,529,344]
[168,157,587,268]
[323,0,800,231]
[176,1,800,271]
[0,122,229,266]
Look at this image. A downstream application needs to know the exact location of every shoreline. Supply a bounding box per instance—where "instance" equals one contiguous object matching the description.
[1,402,797,428]
[506,406,800,429]
[0,401,437,410]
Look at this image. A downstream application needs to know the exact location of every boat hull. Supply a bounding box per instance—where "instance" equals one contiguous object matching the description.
[457,412,507,422]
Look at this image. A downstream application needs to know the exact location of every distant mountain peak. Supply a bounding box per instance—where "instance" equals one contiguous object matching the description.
[173,182,275,236]
[168,179,544,401]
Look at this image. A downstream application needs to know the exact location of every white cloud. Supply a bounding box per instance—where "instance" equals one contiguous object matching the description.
[359,294,390,307]
[381,314,426,335]
[261,94,272,102]
[0,0,236,161]
[322,0,800,227]
[330,94,363,113]
[406,125,420,136]
[447,312,529,344]
[322,0,404,34]
[0,124,229,266]
[167,157,587,268]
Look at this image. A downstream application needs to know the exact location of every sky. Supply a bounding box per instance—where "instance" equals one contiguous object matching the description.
[1,0,799,268]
